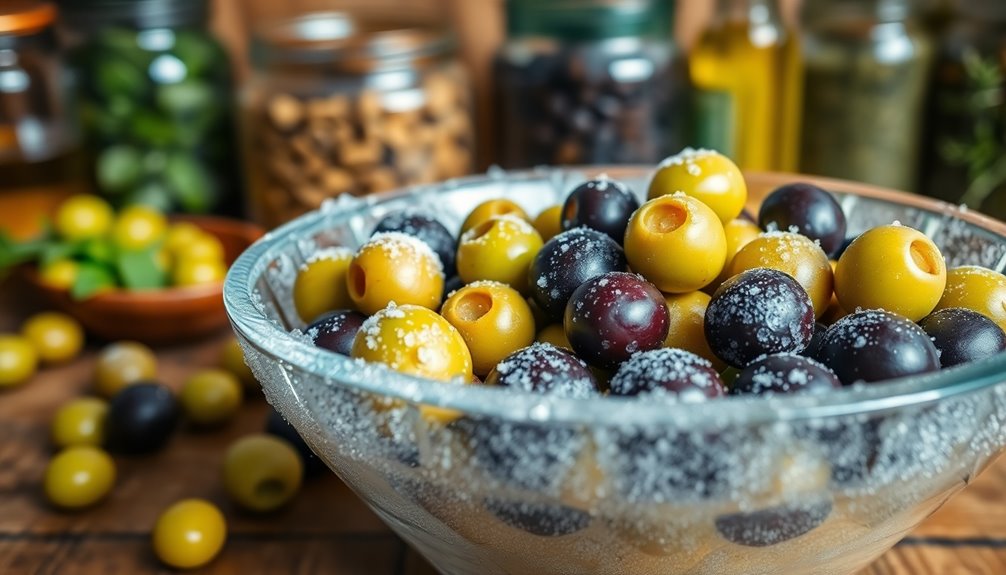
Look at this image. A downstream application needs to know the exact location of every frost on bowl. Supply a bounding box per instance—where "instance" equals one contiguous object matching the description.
[224,168,1006,575]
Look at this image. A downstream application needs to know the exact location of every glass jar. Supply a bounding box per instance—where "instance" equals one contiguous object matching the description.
[799,0,934,191]
[690,0,802,171]
[59,0,238,215]
[494,0,689,168]
[919,0,1006,218]
[0,1,84,239]
[241,12,475,230]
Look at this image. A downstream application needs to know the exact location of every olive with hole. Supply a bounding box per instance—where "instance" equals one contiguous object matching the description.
[223,434,304,512]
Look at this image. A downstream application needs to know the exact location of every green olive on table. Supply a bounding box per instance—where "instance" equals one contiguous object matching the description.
[179,369,242,427]
[44,445,116,509]
[222,434,303,512]
[0,335,38,388]
[94,341,158,398]
[51,397,108,448]
[21,312,84,364]
[153,498,227,569]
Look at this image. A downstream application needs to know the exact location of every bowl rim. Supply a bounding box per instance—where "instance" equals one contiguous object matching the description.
[224,167,1006,428]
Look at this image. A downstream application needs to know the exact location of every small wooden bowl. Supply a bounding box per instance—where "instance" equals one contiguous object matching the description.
[22,216,264,346]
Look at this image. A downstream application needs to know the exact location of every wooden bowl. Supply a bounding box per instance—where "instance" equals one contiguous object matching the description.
[22,216,264,346]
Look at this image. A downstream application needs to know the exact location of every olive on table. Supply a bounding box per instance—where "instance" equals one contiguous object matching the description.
[219,337,257,390]
[560,177,640,244]
[564,272,669,369]
[223,434,303,512]
[441,281,536,376]
[307,310,368,357]
[265,408,327,476]
[528,227,627,323]
[44,446,116,509]
[372,210,456,277]
[919,307,1006,368]
[21,312,84,364]
[758,182,847,257]
[54,195,114,241]
[292,248,355,323]
[94,341,158,398]
[105,382,180,454]
[51,397,108,448]
[152,498,227,569]
[704,268,816,368]
[179,369,243,427]
[0,335,38,388]
[623,194,727,294]
[834,224,946,322]
[647,148,747,223]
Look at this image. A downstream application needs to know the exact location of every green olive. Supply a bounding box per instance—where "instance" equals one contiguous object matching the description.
[222,434,303,512]
[21,312,85,364]
[44,446,116,509]
[94,341,158,398]
[152,498,227,569]
[180,369,242,427]
[0,335,38,388]
[54,195,114,241]
[51,397,108,448]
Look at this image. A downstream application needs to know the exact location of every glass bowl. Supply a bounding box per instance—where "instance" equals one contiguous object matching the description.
[224,168,1006,575]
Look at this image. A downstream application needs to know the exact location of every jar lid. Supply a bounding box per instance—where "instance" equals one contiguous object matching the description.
[57,0,209,30]
[506,0,673,41]
[0,1,57,35]
[251,12,453,73]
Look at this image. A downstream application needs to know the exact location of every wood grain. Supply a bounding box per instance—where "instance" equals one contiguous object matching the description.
[0,276,1004,574]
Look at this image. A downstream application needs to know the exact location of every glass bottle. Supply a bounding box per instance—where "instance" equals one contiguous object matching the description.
[58,0,238,215]
[690,0,801,171]
[919,0,1006,218]
[799,0,934,191]
[494,0,689,168]
[0,0,84,240]
[241,12,475,229]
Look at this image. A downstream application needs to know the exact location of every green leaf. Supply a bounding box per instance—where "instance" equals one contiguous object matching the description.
[116,248,167,290]
[96,145,143,193]
[0,231,56,270]
[164,154,216,213]
[71,262,117,300]
[39,241,82,268]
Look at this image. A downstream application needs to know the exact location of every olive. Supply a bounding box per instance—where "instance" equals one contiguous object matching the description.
[561,177,640,244]
[609,348,726,400]
[292,247,354,324]
[222,434,303,512]
[485,498,591,537]
[94,341,158,398]
[0,334,38,388]
[179,369,243,427]
[152,499,227,569]
[21,312,84,364]
[51,397,108,448]
[758,182,847,257]
[918,307,1006,368]
[112,204,167,251]
[731,353,841,396]
[265,408,327,476]
[307,309,367,357]
[54,195,113,241]
[44,446,116,509]
[372,210,456,277]
[715,501,832,547]
[485,343,599,397]
[105,382,180,454]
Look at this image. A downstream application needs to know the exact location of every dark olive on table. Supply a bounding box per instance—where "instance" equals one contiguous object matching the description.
[758,182,847,257]
[919,307,1006,368]
[372,210,456,276]
[105,382,180,455]
[564,272,670,369]
[307,310,368,357]
[814,309,940,385]
[705,268,816,368]
[265,408,327,476]
[609,348,726,399]
[561,178,639,244]
[731,353,841,396]
[528,228,627,322]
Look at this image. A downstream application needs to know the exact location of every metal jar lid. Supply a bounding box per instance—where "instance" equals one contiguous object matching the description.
[251,11,454,74]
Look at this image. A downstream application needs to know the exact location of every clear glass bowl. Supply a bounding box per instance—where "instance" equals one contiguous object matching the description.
[224,168,1006,575]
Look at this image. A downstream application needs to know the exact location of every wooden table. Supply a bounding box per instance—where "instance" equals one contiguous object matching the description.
[1,281,1004,575]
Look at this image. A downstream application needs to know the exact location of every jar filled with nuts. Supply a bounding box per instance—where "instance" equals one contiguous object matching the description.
[495,0,690,167]
[242,12,475,229]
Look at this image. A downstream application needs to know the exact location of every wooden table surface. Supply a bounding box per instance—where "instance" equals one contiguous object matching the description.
[1,280,1005,575]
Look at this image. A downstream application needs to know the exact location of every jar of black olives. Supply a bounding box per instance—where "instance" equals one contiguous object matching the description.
[0,1,85,239]
[241,12,475,229]
[919,0,1006,218]
[494,0,689,168]
[58,0,238,215]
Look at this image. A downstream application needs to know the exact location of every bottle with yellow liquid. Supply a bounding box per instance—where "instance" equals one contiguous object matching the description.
[689,0,801,171]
